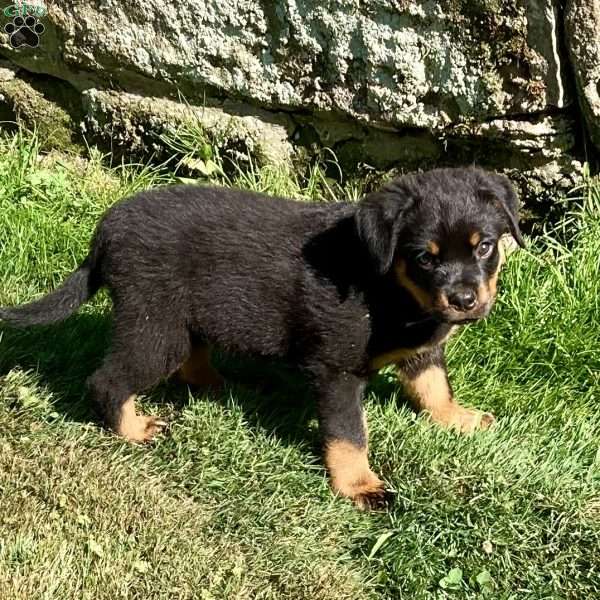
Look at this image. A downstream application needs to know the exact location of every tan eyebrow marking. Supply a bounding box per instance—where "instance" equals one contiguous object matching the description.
[469,232,481,246]
[426,241,440,255]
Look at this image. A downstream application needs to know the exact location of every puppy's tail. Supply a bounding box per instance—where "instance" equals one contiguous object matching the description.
[0,252,102,327]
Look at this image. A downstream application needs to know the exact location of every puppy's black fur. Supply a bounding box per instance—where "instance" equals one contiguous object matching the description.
[0,167,523,509]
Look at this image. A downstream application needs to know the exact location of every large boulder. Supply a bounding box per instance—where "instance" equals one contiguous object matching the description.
[1,1,570,125]
[0,0,593,203]
[565,0,600,150]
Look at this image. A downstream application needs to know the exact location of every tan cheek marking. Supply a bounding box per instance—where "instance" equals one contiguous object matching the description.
[498,239,506,267]
[478,280,491,305]
[479,265,501,305]
[488,270,499,297]
[477,240,503,305]
[394,258,433,310]
[437,291,449,309]
[470,232,482,246]
[324,440,382,500]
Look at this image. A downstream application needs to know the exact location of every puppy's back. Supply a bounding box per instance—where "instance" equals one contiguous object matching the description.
[95,185,351,357]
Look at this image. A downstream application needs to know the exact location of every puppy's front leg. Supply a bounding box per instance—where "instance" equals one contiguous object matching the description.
[397,345,494,432]
[317,371,388,509]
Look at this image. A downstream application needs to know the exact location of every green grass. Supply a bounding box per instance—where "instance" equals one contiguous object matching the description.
[0,130,598,599]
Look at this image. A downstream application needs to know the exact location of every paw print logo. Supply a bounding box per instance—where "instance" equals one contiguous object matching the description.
[5,15,45,48]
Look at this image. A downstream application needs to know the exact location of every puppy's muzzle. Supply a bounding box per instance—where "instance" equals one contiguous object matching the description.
[447,287,477,311]
[436,285,492,324]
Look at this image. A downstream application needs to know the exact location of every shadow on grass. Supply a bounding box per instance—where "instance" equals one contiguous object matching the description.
[0,312,333,448]
[0,312,111,422]
[366,370,405,403]
[214,352,319,446]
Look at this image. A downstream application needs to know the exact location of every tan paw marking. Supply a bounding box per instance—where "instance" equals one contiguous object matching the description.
[116,396,167,443]
[350,476,393,511]
[325,440,392,510]
[429,405,495,433]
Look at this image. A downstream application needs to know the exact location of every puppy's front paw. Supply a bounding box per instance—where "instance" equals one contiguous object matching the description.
[430,404,495,433]
[351,479,394,511]
[325,440,393,510]
[332,470,393,511]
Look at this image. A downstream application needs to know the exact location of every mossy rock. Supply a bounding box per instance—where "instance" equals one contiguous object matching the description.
[0,67,83,151]
[81,89,295,168]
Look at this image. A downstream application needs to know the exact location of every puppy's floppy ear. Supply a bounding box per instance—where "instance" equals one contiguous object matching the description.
[476,170,525,248]
[355,181,414,274]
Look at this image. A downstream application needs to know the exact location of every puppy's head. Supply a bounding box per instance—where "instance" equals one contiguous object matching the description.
[355,167,524,324]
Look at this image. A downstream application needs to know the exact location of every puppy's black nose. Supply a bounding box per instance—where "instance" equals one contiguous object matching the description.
[448,289,477,311]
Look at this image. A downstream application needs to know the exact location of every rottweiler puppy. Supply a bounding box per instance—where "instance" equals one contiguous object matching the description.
[0,167,523,509]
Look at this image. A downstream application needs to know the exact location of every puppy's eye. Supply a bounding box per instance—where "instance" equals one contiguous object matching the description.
[416,252,436,268]
[476,241,494,259]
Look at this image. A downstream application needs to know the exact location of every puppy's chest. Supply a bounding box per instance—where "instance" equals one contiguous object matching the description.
[367,320,456,371]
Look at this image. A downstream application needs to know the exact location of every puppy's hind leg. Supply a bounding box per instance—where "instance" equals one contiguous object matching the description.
[90,373,166,443]
[88,318,191,443]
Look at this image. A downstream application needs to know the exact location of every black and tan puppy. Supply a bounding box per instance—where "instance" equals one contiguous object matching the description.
[0,167,523,508]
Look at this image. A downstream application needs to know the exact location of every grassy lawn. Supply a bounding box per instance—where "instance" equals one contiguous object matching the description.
[0,131,598,599]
